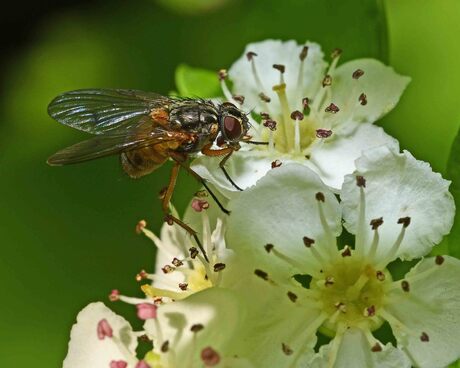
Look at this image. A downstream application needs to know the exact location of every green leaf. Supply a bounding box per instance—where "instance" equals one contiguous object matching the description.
[446,127,460,258]
[175,64,222,98]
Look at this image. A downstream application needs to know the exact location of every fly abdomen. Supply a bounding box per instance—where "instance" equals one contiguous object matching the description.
[120,147,167,178]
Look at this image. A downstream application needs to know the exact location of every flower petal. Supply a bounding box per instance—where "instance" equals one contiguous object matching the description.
[310,123,399,191]
[227,163,341,279]
[228,39,326,114]
[384,256,460,368]
[323,59,410,133]
[341,145,455,260]
[143,288,247,365]
[309,328,411,368]
[63,302,137,368]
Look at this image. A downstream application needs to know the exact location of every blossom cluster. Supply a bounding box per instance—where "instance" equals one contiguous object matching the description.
[63,40,460,368]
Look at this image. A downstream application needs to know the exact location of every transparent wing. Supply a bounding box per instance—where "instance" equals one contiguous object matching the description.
[48,88,172,134]
[47,124,181,166]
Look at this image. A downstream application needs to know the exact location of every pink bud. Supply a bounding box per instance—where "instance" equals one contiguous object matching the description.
[97,319,113,340]
[136,361,150,368]
[110,361,128,368]
[136,303,157,320]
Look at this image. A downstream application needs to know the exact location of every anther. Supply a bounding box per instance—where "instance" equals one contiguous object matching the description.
[179,283,188,291]
[370,217,384,230]
[158,187,168,200]
[164,216,174,226]
[316,129,333,138]
[273,64,286,73]
[359,93,367,105]
[356,175,366,187]
[260,112,270,119]
[217,69,228,81]
[213,263,226,272]
[110,361,127,368]
[420,332,429,342]
[201,346,221,366]
[352,69,365,79]
[191,324,204,333]
[135,270,148,282]
[363,305,376,317]
[189,247,199,259]
[341,245,352,257]
[97,319,113,340]
[302,97,310,109]
[195,190,208,198]
[335,302,347,313]
[263,119,277,131]
[435,255,445,265]
[325,103,339,113]
[322,75,332,87]
[161,340,169,352]
[271,160,282,169]
[264,243,274,253]
[192,198,209,212]
[259,92,271,103]
[371,343,382,352]
[136,303,158,320]
[303,236,315,247]
[171,258,183,267]
[254,269,269,281]
[287,291,298,303]
[281,343,293,356]
[232,94,245,104]
[325,276,335,286]
[161,265,175,274]
[135,220,147,234]
[109,289,120,302]
[376,271,386,281]
[315,192,325,202]
[290,110,304,120]
[397,217,411,228]
[331,48,342,59]
[246,51,257,61]
[136,361,150,368]
[138,334,151,342]
[401,280,410,292]
[299,46,309,61]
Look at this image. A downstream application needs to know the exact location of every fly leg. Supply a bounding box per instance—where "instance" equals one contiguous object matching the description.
[201,144,243,192]
[169,151,231,215]
[161,161,209,262]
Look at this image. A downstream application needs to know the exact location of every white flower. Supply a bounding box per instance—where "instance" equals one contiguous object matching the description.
[225,145,460,368]
[192,39,410,193]
[63,289,254,368]
[132,198,237,302]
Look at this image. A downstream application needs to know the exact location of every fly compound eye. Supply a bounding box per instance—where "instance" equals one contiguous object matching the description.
[223,115,242,141]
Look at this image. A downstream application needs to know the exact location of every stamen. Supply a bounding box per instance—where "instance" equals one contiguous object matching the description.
[354,176,367,255]
[322,75,332,87]
[110,361,128,368]
[315,193,338,258]
[136,361,150,368]
[330,48,342,60]
[420,332,430,342]
[161,340,169,352]
[135,220,147,234]
[263,118,277,152]
[324,103,339,114]
[352,69,365,79]
[232,94,245,105]
[297,46,309,99]
[254,269,269,281]
[141,284,192,300]
[359,93,367,106]
[367,218,382,261]
[109,289,120,302]
[315,129,333,139]
[213,263,226,272]
[378,308,421,338]
[401,280,410,292]
[273,64,286,84]
[435,255,445,265]
[136,303,158,320]
[191,199,209,212]
[264,243,305,272]
[376,217,411,268]
[341,245,352,257]
[97,319,113,340]
[271,160,282,169]
[326,323,347,368]
[287,291,298,303]
[290,110,304,154]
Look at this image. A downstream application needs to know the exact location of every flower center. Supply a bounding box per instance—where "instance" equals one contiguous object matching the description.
[310,253,391,335]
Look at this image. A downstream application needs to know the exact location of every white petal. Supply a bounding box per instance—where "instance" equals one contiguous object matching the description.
[384,256,460,368]
[227,163,341,279]
[310,124,399,191]
[341,145,455,260]
[228,39,327,114]
[323,59,410,132]
[63,302,137,368]
[191,150,319,196]
[309,328,411,368]
[144,288,246,365]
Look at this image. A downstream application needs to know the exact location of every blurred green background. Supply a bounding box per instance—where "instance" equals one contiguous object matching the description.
[0,0,459,366]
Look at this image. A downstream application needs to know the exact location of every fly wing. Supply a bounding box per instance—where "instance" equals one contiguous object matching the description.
[47,122,183,166]
[48,89,173,134]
